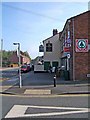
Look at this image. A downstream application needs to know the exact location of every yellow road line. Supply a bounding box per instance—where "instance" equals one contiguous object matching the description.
[0,93,89,98]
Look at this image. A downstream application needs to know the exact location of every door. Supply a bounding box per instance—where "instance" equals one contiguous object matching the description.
[44,61,50,71]
[52,61,58,68]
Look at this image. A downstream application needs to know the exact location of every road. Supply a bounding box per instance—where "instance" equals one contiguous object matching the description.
[1,68,63,88]
[1,94,89,119]
[1,68,19,86]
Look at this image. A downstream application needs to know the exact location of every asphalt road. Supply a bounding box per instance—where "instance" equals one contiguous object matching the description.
[1,68,19,87]
[1,94,89,119]
[1,69,64,87]
[1,68,89,87]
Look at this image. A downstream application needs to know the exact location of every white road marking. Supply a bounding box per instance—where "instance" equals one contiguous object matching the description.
[5,105,90,118]
[5,105,27,118]
[0,86,12,92]
[7,78,18,82]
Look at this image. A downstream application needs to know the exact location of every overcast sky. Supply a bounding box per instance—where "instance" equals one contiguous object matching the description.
[0,1,89,59]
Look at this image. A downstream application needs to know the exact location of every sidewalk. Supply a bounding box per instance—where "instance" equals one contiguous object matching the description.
[1,80,89,96]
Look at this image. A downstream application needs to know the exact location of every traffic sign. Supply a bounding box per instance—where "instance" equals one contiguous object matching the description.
[67,54,70,58]
[76,39,88,52]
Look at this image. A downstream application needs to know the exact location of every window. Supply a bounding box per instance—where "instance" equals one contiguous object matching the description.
[46,43,52,52]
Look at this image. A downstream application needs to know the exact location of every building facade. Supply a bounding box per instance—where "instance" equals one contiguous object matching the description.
[60,11,90,80]
[43,29,61,71]
[9,51,31,66]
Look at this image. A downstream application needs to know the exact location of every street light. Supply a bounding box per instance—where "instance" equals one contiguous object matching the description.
[13,42,22,88]
[1,39,3,68]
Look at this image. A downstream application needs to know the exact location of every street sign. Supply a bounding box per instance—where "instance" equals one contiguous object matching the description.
[67,54,70,58]
[76,39,88,52]
[64,47,70,52]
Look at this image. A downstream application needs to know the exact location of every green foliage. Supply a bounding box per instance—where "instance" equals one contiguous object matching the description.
[2,50,13,67]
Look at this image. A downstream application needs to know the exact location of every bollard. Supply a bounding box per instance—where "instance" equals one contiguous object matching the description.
[54,75,56,87]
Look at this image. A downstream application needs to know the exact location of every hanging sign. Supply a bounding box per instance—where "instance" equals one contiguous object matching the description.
[39,45,44,52]
[64,47,70,52]
[76,39,88,52]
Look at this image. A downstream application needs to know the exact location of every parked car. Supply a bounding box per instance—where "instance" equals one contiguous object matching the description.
[21,65,30,73]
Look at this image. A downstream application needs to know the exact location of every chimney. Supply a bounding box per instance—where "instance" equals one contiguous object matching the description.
[53,29,58,36]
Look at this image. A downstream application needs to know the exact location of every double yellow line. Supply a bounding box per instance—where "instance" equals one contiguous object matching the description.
[0,93,89,98]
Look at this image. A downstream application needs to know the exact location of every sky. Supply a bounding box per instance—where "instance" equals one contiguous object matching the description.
[0,1,89,59]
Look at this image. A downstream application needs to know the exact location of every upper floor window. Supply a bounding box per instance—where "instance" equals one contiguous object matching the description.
[46,43,52,52]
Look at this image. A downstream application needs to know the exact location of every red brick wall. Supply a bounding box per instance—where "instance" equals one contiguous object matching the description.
[74,12,89,80]
[88,11,90,78]
[9,52,23,64]
[75,53,88,80]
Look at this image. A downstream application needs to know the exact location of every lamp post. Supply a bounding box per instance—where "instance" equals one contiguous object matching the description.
[13,43,22,88]
[1,39,3,68]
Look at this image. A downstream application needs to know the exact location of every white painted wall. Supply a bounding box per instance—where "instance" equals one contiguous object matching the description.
[43,34,61,67]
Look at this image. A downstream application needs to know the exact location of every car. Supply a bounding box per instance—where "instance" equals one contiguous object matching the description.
[21,65,30,73]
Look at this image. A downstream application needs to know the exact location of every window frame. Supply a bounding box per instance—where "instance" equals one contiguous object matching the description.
[46,43,52,52]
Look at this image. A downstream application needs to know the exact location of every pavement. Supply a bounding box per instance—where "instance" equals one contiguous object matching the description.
[1,79,90,96]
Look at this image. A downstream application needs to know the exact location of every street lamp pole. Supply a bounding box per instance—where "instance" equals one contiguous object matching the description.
[1,39,3,68]
[13,43,22,88]
[18,43,22,88]
[0,39,3,120]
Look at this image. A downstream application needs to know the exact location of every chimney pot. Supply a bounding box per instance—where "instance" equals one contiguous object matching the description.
[53,29,58,36]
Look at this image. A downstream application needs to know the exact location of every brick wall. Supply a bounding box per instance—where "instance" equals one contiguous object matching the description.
[74,11,89,80]
[88,11,90,79]
[60,11,89,80]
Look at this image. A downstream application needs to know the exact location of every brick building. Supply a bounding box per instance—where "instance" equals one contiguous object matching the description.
[9,51,23,66]
[60,11,90,80]
[9,51,31,66]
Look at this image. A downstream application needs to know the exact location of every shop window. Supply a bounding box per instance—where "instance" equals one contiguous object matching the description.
[46,43,52,52]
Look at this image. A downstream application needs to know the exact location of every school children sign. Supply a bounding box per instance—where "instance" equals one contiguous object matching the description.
[75,39,88,52]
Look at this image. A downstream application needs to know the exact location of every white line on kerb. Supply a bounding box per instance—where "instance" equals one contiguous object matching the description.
[5,105,89,118]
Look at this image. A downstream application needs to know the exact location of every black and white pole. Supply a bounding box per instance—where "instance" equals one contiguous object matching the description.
[54,75,56,87]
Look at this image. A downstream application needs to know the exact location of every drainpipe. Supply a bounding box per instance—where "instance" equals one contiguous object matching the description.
[72,18,75,81]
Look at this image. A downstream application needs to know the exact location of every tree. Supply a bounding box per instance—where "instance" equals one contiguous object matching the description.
[2,50,13,67]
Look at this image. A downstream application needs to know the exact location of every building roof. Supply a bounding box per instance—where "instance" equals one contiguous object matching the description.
[43,33,60,43]
[61,10,90,34]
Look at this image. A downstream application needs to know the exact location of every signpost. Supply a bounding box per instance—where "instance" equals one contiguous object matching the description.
[76,39,88,52]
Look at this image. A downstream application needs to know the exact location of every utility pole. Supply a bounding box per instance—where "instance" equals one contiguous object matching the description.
[1,39,3,68]
[0,39,3,120]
